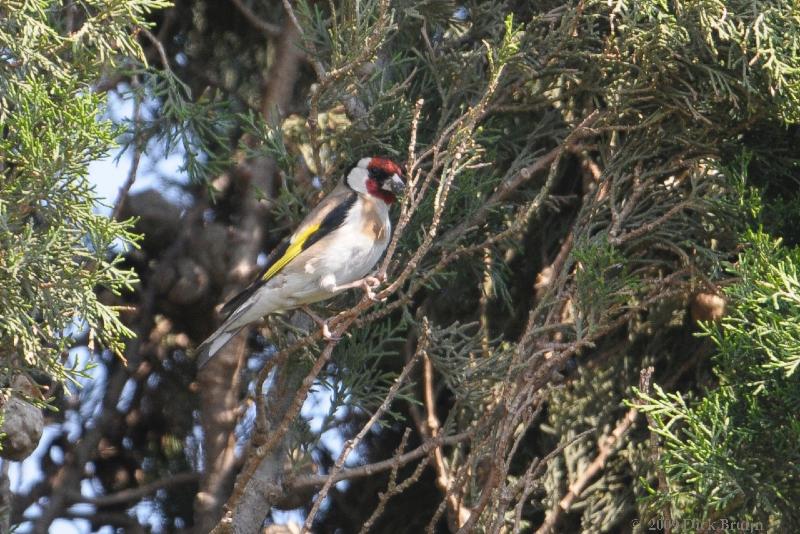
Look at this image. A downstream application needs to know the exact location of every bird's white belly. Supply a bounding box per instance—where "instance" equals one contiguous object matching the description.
[262,234,388,311]
[306,233,387,298]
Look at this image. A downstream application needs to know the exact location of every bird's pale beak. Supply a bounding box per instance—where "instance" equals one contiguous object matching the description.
[383,174,406,195]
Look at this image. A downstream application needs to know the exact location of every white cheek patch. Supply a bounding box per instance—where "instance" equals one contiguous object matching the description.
[304,259,317,274]
[347,166,369,193]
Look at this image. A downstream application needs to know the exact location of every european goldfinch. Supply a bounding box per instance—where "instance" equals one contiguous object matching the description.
[195,157,405,368]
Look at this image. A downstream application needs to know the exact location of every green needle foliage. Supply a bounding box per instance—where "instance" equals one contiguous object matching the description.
[4,0,800,531]
[637,225,800,528]
[0,0,165,386]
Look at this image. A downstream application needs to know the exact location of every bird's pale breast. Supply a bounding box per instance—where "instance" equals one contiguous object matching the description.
[263,195,390,309]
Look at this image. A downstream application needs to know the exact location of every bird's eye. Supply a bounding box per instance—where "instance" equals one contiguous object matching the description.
[369,168,388,181]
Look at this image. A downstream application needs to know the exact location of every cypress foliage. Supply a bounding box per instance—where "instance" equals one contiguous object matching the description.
[2,0,799,532]
[0,0,164,441]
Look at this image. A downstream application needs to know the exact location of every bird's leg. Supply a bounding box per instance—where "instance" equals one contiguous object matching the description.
[301,306,339,341]
[330,274,384,301]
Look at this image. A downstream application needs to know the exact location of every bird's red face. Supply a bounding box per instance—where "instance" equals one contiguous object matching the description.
[346,157,406,204]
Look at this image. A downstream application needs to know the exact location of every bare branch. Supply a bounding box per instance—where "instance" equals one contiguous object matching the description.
[419,349,470,530]
[535,368,654,534]
[111,77,142,221]
[140,27,171,72]
[67,472,200,507]
[288,429,476,490]
[360,430,430,534]
[280,0,326,79]
[301,322,428,531]
[229,0,281,37]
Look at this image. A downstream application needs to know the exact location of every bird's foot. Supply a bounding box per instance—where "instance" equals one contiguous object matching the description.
[361,276,382,301]
[321,323,339,341]
[301,306,340,341]
[329,274,386,302]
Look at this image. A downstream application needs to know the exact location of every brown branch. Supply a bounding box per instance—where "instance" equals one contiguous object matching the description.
[213,340,339,533]
[280,0,325,79]
[509,428,595,532]
[534,367,654,534]
[301,328,427,532]
[438,111,601,249]
[281,0,391,175]
[420,349,470,530]
[111,77,142,221]
[643,368,673,534]
[360,430,430,534]
[288,429,476,490]
[373,57,523,296]
[358,135,592,332]
[609,201,691,246]
[455,390,551,532]
[229,0,281,37]
[196,15,304,532]
[324,1,390,83]
[454,458,499,533]
[426,457,472,533]
[67,472,200,507]
[140,27,171,72]
[378,97,424,278]
[375,89,500,302]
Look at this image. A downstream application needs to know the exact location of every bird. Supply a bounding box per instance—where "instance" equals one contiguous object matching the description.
[194,157,406,368]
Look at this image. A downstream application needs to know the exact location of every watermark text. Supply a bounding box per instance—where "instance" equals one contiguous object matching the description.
[631,517,764,532]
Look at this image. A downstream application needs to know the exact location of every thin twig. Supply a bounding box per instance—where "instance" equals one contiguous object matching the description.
[439,111,601,248]
[288,429,475,489]
[216,340,338,530]
[359,429,430,533]
[281,0,325,79]
[642,367,672,534]
[281,0,391,176]
[140,27,171,72]
[420,349,469,529]
[229,0,281,37]
[301,324,428,532]
[534,367,654,534]
[111,79,142,221]
[510,428,595,532]
[67,472,200,507]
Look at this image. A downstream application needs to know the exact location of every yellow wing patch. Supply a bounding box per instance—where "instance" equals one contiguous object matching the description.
[262,223,320,282]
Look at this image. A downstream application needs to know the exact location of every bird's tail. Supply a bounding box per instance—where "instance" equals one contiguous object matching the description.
[194,320,246,369]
